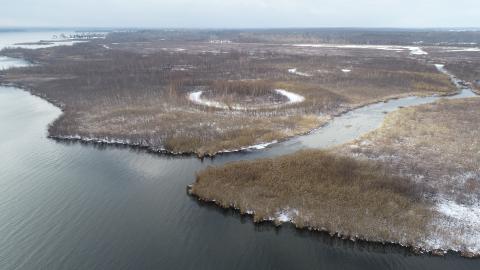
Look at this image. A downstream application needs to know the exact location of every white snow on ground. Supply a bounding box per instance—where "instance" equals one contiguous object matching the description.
[293,44,428,55]
[450,171,480,185]
[246,141,279,150]
[275,208,299,223]
[294,44,402,51]
[425,199,480,253]
[219,140,279,153]
[341,69,351,73]
[101,44,110,49]
[275,89,306,104]
[405,46,428,55]
[445,47,480,52]
[434,64,445,70]
[188,89,305,110]
[209,40,232,44]
[172,65,194,71]
[436,200,480,227]
[188,91,230,109]
[288,68,311,77]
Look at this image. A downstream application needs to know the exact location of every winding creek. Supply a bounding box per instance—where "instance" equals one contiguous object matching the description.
[1,31,479,270]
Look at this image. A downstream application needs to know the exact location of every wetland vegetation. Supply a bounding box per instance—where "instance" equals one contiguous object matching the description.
[2,28,480,258]
[0,30,456,156]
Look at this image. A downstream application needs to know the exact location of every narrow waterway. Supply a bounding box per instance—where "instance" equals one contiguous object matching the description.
[1,31,479,270]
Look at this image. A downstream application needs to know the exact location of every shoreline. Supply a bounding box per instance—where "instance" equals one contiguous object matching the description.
[2,29,480,269]
[1,78,463,159]
[0,45,463,159]
[31,89,456,159]
[186,69,480,258]
[186,187,479,258]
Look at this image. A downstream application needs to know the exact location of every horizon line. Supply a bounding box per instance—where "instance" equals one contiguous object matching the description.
[1,26,480,31]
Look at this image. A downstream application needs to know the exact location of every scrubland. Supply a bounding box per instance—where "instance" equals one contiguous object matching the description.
[341,97,480,256]
[0,30,456,156]
[191,150,432,246]
[191,96,480,255]
[344,97,480,204]
[2,29,479,255]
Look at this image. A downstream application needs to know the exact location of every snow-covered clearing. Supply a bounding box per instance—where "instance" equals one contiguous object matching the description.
[341,69,351,73]
[293,44,428,55]
[188,89,305,110]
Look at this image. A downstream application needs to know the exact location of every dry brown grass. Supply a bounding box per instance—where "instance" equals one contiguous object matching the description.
[54,96,324,155]
[190,96,480,254]
[342,97,480,203]
[445,62,480,94]
[0,31,456,156]
[191,150,432,245]
[445,62,480,86]
[163,114,322,155]
[320,70,453,104]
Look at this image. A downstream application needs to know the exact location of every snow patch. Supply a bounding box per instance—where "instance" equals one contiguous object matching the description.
[450,171,480,185]
[247,141,278,150]
[434,64,445,70]
[446,47,480,52]
[405,46,428,55]
[426,199,480,253]
[188,89,305,110]
[219,140,278,153]
[288,68,311,77]
[293,44,428,55]
[172,65,194,71]
[341,69,351,73]
[188,91,229,109]
[209,40,232,44]
[275,89,305,104]
[436,200,480,227]
[275,208,299,223]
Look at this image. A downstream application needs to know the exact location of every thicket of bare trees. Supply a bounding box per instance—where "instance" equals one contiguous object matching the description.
[446,61,480,92]
[0,31,455,155]
[102,29,480,47]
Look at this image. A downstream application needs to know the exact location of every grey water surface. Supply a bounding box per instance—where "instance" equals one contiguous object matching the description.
[1,31,479,270]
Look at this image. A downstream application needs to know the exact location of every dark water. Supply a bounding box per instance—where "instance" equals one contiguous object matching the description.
[1,32,479,270]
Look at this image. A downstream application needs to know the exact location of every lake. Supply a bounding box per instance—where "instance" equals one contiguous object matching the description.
[0,30,478,270]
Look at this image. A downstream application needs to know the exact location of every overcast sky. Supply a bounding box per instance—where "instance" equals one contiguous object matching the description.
[1,0,479,28]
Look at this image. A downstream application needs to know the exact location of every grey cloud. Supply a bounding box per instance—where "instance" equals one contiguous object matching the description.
[1,0,479,28]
